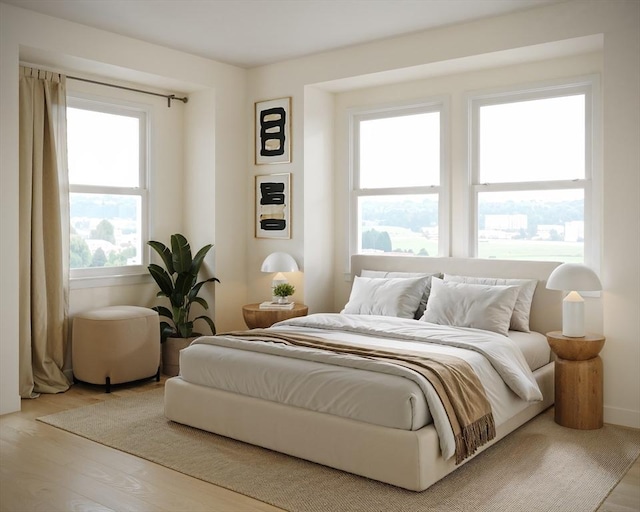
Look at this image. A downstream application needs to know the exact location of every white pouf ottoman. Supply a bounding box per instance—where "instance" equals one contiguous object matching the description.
[72,305,160,392]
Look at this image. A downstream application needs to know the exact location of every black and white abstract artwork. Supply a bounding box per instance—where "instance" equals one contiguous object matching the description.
[255,173,291,238]
[255,97,291,164]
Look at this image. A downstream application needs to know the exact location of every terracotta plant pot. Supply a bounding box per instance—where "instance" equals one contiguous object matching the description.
[162,336,197,376]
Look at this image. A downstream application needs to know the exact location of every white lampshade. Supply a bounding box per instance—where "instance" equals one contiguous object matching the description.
[546,263,602,338]
[261,252,299,273]
[546,263,602,292]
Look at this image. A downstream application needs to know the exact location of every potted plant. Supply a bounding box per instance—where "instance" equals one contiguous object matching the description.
[273,283,295,304]
[147,233,220,376]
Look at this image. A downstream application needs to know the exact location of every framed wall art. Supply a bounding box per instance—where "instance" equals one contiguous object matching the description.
[255,173,291,239]
[255,97,291,165]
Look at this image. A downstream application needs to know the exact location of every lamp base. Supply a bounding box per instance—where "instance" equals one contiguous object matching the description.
[562,292,585,338]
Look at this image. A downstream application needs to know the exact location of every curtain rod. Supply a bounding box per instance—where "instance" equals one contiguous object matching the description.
[67,75,188,108]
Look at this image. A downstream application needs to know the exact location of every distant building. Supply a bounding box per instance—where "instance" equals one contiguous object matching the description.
[478,229,514,240]
[564,221,584,242]
[537,225,564,240]
[484,214,527,231]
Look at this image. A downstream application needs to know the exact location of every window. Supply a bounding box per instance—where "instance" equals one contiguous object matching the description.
[67,96,148,279]
[469,78,598,263]
[351,101,446,257]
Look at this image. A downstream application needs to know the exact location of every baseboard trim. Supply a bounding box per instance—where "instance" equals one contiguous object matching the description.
[604,405,640,429]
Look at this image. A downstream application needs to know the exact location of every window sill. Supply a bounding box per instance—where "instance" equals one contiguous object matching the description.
[70,272,153,290]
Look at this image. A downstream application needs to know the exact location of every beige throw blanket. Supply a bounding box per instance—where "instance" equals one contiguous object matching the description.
[222,329,496,463]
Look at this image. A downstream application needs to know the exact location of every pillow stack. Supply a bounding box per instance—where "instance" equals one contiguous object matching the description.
[342,269,537,336]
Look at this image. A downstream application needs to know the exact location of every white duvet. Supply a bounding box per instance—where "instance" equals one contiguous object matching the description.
[192,313,543,460]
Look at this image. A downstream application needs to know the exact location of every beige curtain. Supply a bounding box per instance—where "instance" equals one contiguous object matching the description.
[19,66,70,397]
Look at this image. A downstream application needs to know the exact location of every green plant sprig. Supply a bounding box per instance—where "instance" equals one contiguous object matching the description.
[273,283,295,298]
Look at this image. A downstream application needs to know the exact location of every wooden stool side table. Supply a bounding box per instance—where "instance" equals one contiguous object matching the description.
[242,303,308,329]
[546,331,605,430]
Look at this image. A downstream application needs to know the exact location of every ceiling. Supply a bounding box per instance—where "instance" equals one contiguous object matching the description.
[3,0,561,68]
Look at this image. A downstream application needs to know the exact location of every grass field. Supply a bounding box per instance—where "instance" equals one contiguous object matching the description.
[383,229,583,262]
[476,240,583,262]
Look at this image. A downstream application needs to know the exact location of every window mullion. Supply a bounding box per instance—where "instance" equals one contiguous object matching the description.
[472,180,587,193]
[70,185,143,195]
[356,186,439,197]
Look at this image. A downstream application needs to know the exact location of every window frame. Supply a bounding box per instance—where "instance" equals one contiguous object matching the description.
[349,98,449,258]
[67,94,150,285]
[466,75,601,267]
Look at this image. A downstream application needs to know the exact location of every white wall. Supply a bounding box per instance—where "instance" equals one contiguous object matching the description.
[248,0,639,427]
[183,84,249,332]
[303,86,335,313]
[599,7,640,428]
[0,3,247,414]
[183,89,219,334]
[245,83,307,305]
[0,3,21,415]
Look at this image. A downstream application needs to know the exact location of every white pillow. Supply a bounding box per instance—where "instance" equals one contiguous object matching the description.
[360,270,441,319]
[421,278,519,336]
[341,275,429,319]
[444,274,537,332]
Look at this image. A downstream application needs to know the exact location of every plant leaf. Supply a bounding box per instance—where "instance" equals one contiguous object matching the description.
[171,234,192,274]
[147,241,174,274]
[195,315,216,335]
[172,305,185,325]
[191,296,209,310]
[188,277,220,302]
[175,273,196,303]
[148,264,174,297]
[190,244,213,276]
[178,321,194,338]
[159,322,176,342]
[152,305,173,320]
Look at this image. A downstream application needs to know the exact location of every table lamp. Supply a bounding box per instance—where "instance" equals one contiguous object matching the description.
[546,263,602,337]
[261,252,299,300]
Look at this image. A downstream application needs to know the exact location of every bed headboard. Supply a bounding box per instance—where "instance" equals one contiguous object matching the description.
[351,255,562,335]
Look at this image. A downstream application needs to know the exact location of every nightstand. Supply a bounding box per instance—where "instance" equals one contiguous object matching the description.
[242,303,309,329]
[546,331,605,430]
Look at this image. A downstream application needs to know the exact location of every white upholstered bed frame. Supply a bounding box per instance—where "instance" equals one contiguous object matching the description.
[165,256,562,491]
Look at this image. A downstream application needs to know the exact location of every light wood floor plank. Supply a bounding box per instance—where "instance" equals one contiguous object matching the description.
[1,378,636,512]
[2,420,270,512]
[597,456,640,512]
[1,442,117,512]
[2,438,164,512]
[1,379,282,512]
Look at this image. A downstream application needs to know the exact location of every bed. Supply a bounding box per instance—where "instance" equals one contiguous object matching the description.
[164,255,562,491]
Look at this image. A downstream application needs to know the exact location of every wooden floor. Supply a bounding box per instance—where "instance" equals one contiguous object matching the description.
[1,378,638,512]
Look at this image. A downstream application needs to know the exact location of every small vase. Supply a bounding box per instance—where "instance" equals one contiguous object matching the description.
[277,296,289,304]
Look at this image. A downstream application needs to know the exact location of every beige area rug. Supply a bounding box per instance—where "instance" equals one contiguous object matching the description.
[38,388,639,512]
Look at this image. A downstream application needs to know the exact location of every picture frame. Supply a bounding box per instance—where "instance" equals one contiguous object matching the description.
[255,97,291,165]
[255,173,291,239]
